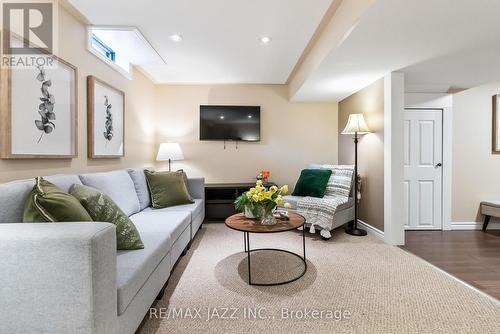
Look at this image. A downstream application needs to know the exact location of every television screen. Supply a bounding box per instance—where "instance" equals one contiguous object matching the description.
[200,105,261,141]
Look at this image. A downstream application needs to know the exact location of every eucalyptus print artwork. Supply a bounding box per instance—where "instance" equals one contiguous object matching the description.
[87,75,125,158]
[103,95,113,145]
[35,66,56,143]
[0,52,77,159]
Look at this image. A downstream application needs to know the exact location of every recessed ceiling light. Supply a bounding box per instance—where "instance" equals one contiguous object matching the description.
[170,34,183,42]
[260,36,272,44]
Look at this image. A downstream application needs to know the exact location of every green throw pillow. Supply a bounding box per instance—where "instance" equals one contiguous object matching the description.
[292,169,332,198]
[23,177,93,223]
[145,170,194,209]
[178,169,193,202]
[69,184,144,250]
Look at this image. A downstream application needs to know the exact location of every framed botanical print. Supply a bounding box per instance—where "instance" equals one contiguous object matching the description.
[0,56,78,159]
[493,95,500,154]
[87,76,125,158]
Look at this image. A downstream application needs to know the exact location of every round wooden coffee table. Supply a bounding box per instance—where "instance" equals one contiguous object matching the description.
[225,212,307,286]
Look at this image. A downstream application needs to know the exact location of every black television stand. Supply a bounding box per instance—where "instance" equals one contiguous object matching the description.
[204,182,275,221]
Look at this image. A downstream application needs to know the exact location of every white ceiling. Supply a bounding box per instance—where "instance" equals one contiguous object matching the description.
[68,0,332,84]
[293,0,500,101]
[91,27,165,75]
[402,38,500,93]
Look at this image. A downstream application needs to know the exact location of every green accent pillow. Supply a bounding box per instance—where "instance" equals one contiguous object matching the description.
[23,177,93,223]
[292,169,332,198]
[145,170,194,209]
[178,169,193,202]
[69,184,144,250]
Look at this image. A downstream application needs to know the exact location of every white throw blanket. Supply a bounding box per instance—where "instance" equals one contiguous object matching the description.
[297,165,354,232]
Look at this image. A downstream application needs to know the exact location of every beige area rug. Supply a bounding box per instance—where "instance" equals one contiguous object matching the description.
[137,223,500,334]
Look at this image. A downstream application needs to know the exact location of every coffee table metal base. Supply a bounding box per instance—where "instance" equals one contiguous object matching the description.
[242,228,307,286]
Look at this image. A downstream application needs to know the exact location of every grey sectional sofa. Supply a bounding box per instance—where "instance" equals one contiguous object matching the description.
[0,168,205,334]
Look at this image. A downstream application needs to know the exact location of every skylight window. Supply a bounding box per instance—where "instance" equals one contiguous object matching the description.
[91,34,116,62]
[87,26,166,80]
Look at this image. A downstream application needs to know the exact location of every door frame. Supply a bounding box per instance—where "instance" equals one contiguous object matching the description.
[405,93,452,230]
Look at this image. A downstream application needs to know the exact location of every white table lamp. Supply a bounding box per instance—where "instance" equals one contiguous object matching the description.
[157,143,184,171]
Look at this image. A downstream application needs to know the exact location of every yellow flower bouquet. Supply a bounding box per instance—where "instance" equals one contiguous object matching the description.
[234,180,291,225]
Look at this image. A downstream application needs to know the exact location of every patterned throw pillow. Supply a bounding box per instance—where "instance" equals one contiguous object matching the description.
[23,177,93,223]
[70,184,144,250]
[317,165,354,198]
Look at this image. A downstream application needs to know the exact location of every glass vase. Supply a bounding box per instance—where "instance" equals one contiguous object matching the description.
[260,206,277,225]
[244,206,258,219]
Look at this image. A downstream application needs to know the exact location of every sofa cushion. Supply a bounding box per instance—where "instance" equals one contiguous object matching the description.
[305,164,355,198]
[79,170,140,216]
[45,174,84,192]
[282,195,302,210]
[23,177,93,223]
[142,199,203,220]
[145,170,194,209]
[292,169,332,198]
[130,211,190,242]
[117,211,190,314]
[0,174,82,224]
[70,184,144,250]
[326,165,354,198]
[127,167,153,211]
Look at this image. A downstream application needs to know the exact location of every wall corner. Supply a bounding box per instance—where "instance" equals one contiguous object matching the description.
[383,72,405,245]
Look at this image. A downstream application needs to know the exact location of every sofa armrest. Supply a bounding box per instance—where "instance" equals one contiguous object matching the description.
[187,177,205,200]
[0,222,118,334]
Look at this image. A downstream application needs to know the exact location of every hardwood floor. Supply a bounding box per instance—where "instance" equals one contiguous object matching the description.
[403,230,500,300]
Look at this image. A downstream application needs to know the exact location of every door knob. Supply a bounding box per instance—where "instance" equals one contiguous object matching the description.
[435,163,442,168]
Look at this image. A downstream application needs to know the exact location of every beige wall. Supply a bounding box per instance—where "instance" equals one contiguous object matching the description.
[154,84,338,188]
[452,82,500,222]
[0,6,157,183]
[0,6,338,189]
[338,79,384,231]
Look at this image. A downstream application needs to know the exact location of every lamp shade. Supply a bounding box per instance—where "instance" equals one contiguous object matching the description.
[342,114,371,135]
[156,143,184,161]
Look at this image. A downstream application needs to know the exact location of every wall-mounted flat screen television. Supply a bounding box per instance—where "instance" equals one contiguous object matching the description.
[200,105,261,141]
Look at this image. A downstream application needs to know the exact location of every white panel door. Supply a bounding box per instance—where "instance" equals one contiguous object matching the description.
[404,110,443,230]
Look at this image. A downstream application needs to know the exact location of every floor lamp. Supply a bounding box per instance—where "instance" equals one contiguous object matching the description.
[342,114,371,236]
[156,143,184,171]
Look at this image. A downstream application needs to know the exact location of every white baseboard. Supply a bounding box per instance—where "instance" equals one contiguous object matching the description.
[357,220,385,240]
[451,222,500,230]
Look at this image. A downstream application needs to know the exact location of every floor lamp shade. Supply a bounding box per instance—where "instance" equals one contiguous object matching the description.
[342,114,370,135]
[342,113,371,237]
[157,143,184,171]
